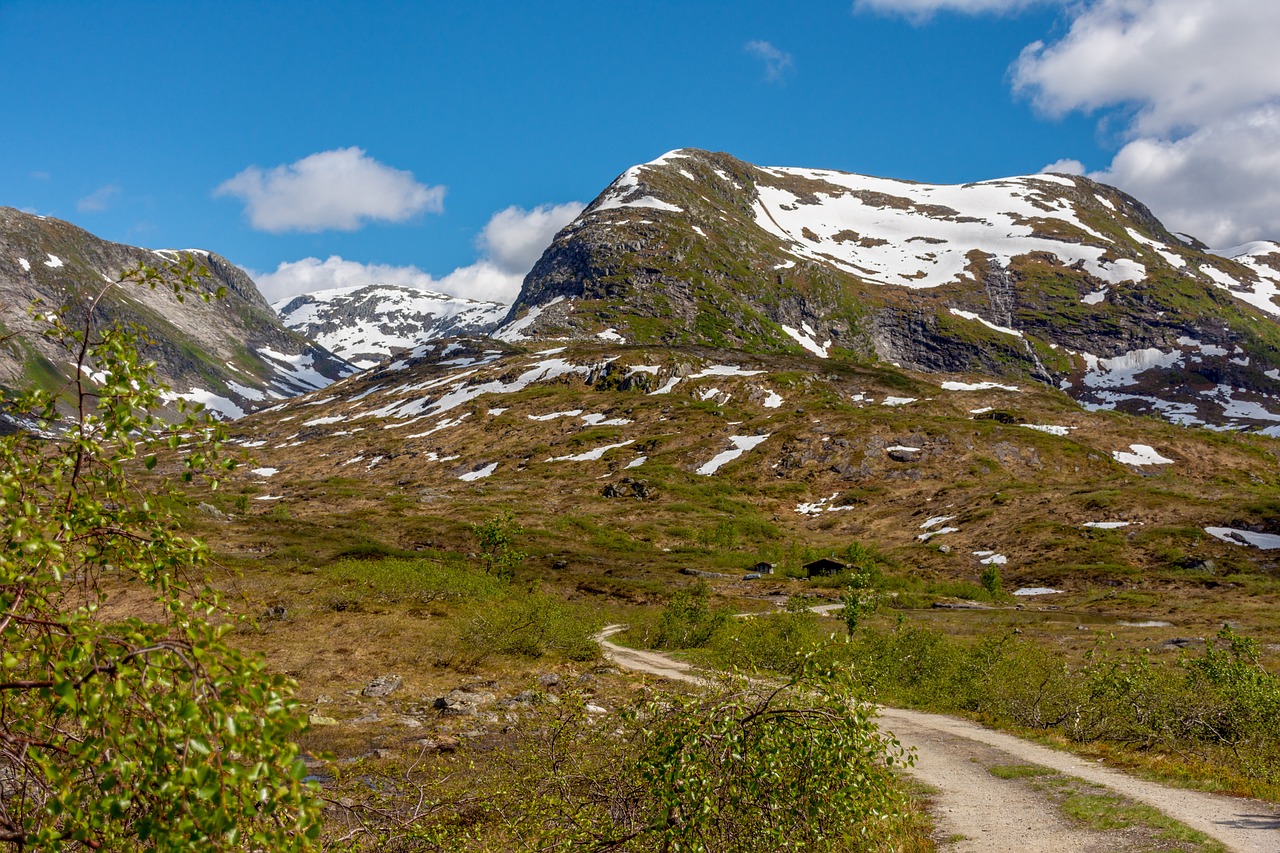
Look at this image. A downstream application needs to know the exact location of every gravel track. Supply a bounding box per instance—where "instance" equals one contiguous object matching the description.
[596,626,1280,852]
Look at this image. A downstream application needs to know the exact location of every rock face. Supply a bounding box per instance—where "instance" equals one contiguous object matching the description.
[275,285,508,368]
[491,149,1280,431]
[0,207,354,420]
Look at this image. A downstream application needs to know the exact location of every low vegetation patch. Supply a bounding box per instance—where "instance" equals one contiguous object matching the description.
[992,767,1229,852]
[319,662,929,852]
[634,579,1280,799]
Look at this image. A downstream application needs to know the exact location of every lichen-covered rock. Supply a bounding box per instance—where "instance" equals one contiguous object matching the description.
[361,674,403,698]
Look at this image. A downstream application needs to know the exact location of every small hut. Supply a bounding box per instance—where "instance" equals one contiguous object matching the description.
[803,557,847,579]
[752,561,775,575]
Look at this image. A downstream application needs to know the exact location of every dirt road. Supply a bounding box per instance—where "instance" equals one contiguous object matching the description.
[595,626,1280,852]
[596,626,702,684]
[880,706,1279,852]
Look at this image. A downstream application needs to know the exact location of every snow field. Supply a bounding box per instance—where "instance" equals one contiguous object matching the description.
[750,168,1147,291]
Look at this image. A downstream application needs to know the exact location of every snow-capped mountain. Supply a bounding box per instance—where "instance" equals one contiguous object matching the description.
[0,207,355,421]
[493,148,1280,431]
[275,285,508,368]
[212,149,1280,588]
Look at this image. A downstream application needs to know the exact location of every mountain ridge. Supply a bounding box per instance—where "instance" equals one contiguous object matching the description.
[0,206,354,421]
[275,284,506,368]
[489,148,1280,432]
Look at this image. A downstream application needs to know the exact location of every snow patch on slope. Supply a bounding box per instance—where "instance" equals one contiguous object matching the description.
[750,169,1147,291]
[1206,527,1280,550]
[780,324,831,358]
[696,434,771,475]
[1112,444,1174,466]
[492,296,566,343]
[592,163,683,215]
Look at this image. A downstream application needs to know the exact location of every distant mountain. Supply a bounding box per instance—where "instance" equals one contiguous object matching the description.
[0,207,354,421]
[275,285,507,368]
[493,148,1280,432]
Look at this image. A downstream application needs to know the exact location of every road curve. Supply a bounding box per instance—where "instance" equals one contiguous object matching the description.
[595,625,1280,852]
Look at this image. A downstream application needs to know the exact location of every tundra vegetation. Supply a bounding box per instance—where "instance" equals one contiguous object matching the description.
[0,266,929,852]
[9,254,1280,849]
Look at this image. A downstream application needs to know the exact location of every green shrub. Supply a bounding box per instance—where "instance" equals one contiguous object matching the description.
[840,621,1280,788]
[980,564,1003,599]
[0,261,319,849]
[704,612,826,674]
[460,593,602,663]
[472,510,526,579]
[653,580,730,649]
[324,661,923,850]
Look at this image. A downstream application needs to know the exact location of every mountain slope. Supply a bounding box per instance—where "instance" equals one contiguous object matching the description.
[0,207,354,420]
[215,336,1280,610]
[192,150,1280,675]
[493,149,1280,432]
[275,284,507,368]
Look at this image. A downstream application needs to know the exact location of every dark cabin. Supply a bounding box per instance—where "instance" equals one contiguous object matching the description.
[803,558,847,578]
[752,561,775,575]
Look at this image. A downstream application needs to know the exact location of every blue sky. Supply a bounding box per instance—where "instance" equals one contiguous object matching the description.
[3,1,1277,304]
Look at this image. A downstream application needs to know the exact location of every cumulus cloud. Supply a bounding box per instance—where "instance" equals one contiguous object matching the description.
[258,257,522,306]
[255,256,437,303]
[215,147,445,233]
[1013,0,1280,136]
[479,201,585,273]
[1091,105,1280,247]
[1008,0,1280,245]
[255,201,584,305]
[853,0,1057,21]
[76,183,120,213]
[745,40,794,82]
[1040,158,1087,175]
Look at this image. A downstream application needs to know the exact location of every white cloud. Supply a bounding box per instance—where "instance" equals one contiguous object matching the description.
[478,201,585,273]
[254,201,583,304]
[254,256,436,302]
[1013,0,1280,136]
[744,40,794,82]
[215,147,444,233]
[1090,105,1280,246]
[256,256,528,305]
[1040,158,1086,175]
[76,183,120,212]
[1009,0,1280,245]
[854,0,1056,21]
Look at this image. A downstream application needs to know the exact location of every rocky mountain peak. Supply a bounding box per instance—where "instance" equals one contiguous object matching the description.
[485,149,1280,432]
[276,284,507,368]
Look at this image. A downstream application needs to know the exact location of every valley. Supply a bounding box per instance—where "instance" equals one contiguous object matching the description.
[7,148,1280,850]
